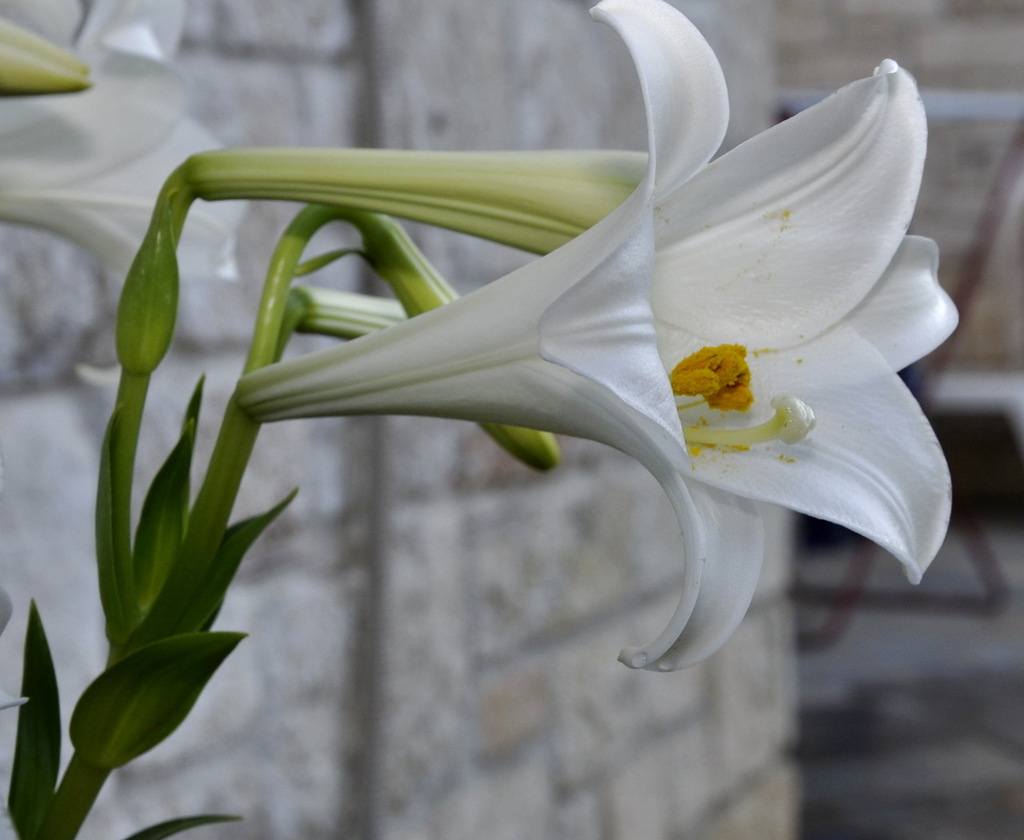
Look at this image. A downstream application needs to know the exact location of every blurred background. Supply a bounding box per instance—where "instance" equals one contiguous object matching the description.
[780,2,1024,840]
[0,1,1021,838]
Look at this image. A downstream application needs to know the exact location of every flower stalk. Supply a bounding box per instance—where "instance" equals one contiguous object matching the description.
[31,755,108,840]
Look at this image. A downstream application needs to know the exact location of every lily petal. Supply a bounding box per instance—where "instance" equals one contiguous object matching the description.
[591,0,728,200]
[845,235,958,371]
[0,589,26,710]
[653,61,927,348]
[0,53,184,189]
[0,118,241,277]
[76,0,186,61]
[619,483,763,671]
[688,327,950,581]
[0,690,24,710]
[0,0,239,278]
[0,587,10,635]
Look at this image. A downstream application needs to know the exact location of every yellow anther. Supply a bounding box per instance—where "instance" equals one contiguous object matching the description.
[670,345,753,412]
[683,395,816,447]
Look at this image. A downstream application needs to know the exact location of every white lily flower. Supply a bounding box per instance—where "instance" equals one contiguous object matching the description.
[0,588,25,709]
[236,0,956,670]
[0,0,240,278]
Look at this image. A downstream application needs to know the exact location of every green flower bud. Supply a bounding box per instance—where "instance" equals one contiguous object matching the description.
[116,202,179,374]
[0,19,89,95]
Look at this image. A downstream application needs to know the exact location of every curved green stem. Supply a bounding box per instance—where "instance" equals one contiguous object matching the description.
[244,205,353,370]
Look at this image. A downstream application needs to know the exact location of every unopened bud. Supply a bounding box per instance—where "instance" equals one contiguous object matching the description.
[116,202,179,374]
[0,19,89,95]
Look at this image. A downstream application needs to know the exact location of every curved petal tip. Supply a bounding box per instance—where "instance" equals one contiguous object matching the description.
[0,693,28,711]
[616,483,765,672]
[0,589,11,635]
[618,647,650,669]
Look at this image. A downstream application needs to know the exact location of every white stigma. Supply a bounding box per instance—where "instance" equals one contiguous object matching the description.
[771,395,816,444]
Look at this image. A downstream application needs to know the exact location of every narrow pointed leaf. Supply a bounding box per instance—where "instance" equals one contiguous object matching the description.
[133,376,204,609]
[70,632,244,769]
[121,814,241,840]
[133,421,195,609]
[8,603,61,840]
[181,376,204,435]
[170,490,297,635]
[96,407,135,646]
[128,490,296,647]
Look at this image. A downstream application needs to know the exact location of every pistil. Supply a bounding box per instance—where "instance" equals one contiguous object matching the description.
[683,395,816,447]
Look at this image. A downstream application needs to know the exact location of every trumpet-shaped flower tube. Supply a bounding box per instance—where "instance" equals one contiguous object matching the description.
[0,0,240,278]
[237,0,956,670]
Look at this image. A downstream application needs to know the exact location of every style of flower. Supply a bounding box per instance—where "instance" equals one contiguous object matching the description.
[236,0,956,670]
[0,0,240,278]
[0,588,25,710]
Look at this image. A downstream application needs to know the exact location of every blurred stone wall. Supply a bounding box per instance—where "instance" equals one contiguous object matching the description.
[0,2,797,840]
[778,0,1024,371]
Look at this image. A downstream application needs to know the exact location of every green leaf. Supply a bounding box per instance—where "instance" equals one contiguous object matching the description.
[70,633,244,769]
[184,490,297,631]
[96,407,137,647]
[134,422,195,610]
[121,815,241,840]
[130,490,296,647]
[8,603,61,840]
[181,376,204,437]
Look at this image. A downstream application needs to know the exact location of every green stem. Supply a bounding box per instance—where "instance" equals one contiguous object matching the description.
[124,205,350,651]
[101,371,147,647]
[244,205,352,371]
[34,754,109,840]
